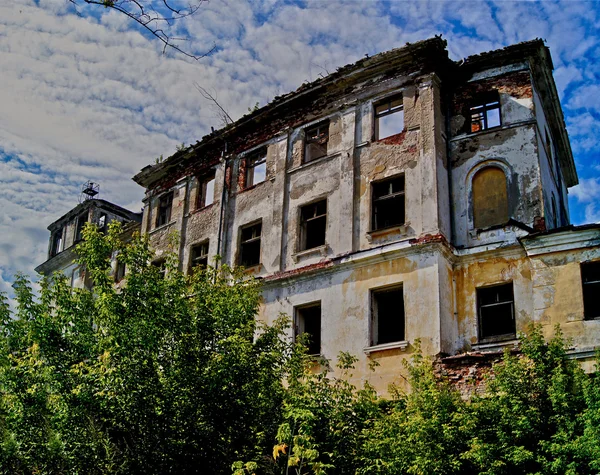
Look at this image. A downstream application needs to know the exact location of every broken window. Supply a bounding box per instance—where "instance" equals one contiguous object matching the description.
[371,286,405,346]
[114,260,126,283]
[190,241,209,273]
[295,303,321,355]
[152,259,167,279]
[197,172,215,209]
[477,283,515,341]
[304,121,329,163]
[372,175,405,231]
[245,150,267,188]
[375,95,404,140]
[50,228,63,257]
[470,93,501,133]
[239,221,262,267]
[472,167,508,228]
[582,262,600,320]
[98,213,107,233]
[300,200,327,251]
[75,212,88,243]
[156,192,173,228]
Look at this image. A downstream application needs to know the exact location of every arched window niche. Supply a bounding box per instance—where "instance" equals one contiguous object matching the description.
[471,166,509,229]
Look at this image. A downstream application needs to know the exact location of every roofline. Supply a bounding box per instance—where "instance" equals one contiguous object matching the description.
[47,199,141,231]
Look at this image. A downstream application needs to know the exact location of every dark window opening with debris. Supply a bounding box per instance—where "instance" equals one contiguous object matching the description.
[371,286,405,346]
[190,241,209,273]
[472,167,508,229]
[582,262,600,320]
[477,283,515,341]
[156,192,173,228]
[197,173,215,209]
[304,121,329,163]
[50,229,63,257]
[75,212,88,243]
[300,199,327,251]
[375,95,404,140]
[152,259,166,279]
[470,93,501,133]
[239,221,262,267]
[372,175,405,231]
[245,151,267,188]
[295,303,321,355]
[114,260,126,283]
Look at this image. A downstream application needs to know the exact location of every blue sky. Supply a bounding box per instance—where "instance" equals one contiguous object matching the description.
[1,0,600,300]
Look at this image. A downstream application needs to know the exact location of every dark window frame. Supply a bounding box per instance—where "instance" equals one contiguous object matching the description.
[299,199,327,251]
[582,262,600,320]
[98,213,107,234]
[477,283,516,342]
[371,285,405,346]
[196,172,216,209]
[75,212,88,243]
[371,175,406,231]
[114,259,126,283]
[50,228,63,257]
[151,259,167,279]
[295,302,322,356]
[189,241,210,273]
[303,121,329,163]
[156,192,174,228]
[239,221,262,268]
[469,92,501,133]
[374,94,404,140]
[245,150,267,188]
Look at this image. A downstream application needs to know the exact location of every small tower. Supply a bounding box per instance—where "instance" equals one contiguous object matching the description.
[79,181,100,203]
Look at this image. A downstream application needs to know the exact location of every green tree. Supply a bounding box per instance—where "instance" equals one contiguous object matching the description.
[0,222,291,474]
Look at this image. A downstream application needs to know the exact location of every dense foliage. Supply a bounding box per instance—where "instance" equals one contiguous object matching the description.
[1,223,599,474]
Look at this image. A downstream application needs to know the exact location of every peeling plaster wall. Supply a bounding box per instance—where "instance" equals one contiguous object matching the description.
[449,66,543,248]
[260,246,447,395]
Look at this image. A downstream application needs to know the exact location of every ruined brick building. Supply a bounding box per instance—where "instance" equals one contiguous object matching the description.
[38,38,600,393]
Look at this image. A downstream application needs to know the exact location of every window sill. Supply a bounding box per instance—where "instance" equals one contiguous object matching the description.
[472,338,518,353]
[237,178,273,194]
[242,263,263,274]
[150,220,176,235]
[288,152,341,175]
[188,202,215,216]
[367,222,411,242]
[364,340,409,355]
[292,244,328,263]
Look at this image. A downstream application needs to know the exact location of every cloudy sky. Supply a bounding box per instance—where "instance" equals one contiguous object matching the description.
[1,0,600,298]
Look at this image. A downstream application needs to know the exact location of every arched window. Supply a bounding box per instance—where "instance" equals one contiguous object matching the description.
[472,167,508,229]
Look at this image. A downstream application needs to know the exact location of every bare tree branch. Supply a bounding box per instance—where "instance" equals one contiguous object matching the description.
[194,83,234,126]
[67,0,215,60]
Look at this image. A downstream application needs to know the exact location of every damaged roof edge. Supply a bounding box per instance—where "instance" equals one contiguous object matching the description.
[132,36,449,189]
[47,199,141,231]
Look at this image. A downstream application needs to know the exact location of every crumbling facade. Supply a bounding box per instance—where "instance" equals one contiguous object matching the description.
[36,199,141,288]
[38,38,600,394]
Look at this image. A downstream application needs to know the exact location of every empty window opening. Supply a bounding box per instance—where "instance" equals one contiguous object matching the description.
[50,229,63,257]
[372,175,405,231]
[152,259,167,279]
[304,121,329,163]
[470,93,501,133]
[197,173,216,209]
[472,167,508,229]
[582,262,600,320]
[300,200,327,251]
[190,241,209,273]
[371,286,405,346]
[98,213,107,233]
[245,151,267,188]
[477,283,515,341]
[156,192,173,228]
[115,260,126,283]
[75,212,88,243]
[239,221,262,267]
[375,95,404,140]
[295,303,321,355]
